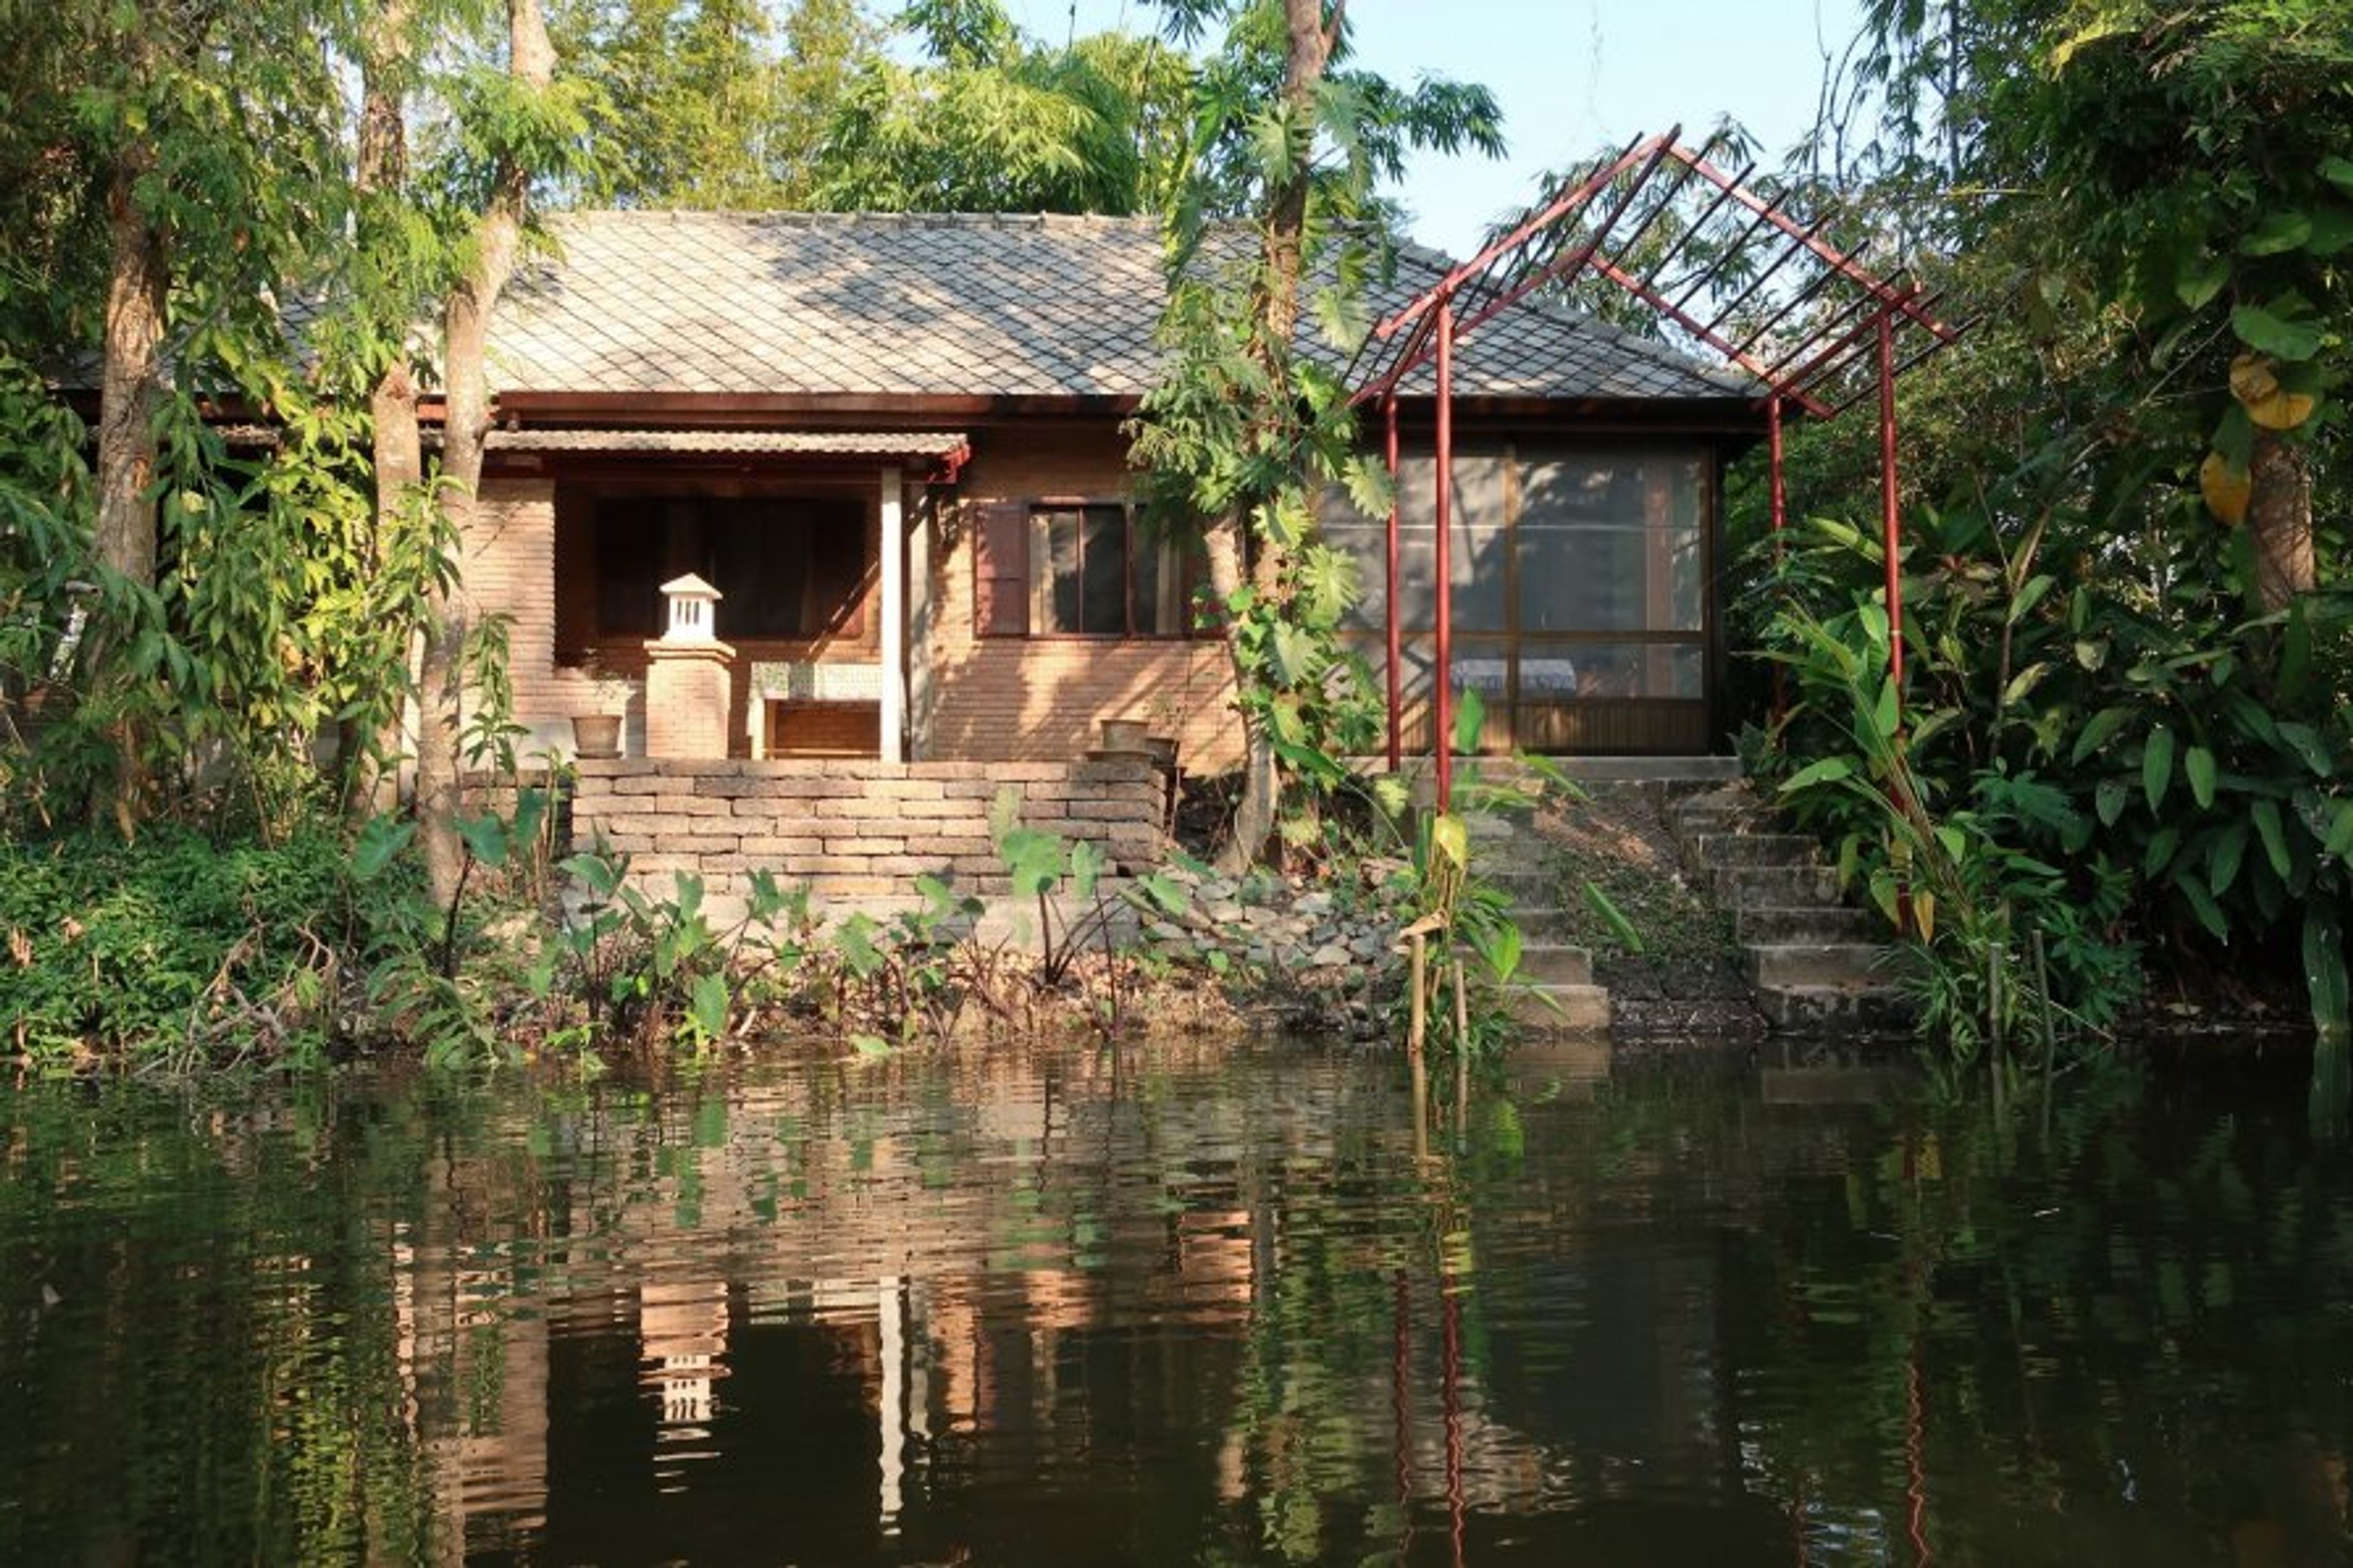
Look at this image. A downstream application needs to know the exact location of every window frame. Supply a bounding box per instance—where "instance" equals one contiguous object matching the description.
[972,494,1207,642]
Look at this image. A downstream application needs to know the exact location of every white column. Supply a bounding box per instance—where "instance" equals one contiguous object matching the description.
[879,466,905,764]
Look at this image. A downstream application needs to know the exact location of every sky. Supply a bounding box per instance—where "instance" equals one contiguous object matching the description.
[997,0,1869,258]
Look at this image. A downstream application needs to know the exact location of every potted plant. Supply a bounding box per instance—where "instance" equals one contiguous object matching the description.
[571,656,632,759]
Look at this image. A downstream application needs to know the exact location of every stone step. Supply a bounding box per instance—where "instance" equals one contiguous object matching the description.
[1507,982,1612,1036]
[1504,904,1581,935]
[1692,832,1821,868]
[1758,983,1916,1035]
[1736,903,1885,945]
[1517,942,1594,987]
[1713,863,1843,908]
[1748,942,1889,989]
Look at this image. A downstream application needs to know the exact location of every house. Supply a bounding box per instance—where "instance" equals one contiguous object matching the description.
[467,210,1765,776]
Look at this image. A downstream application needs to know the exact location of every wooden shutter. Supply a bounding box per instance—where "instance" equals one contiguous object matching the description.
[971,499,1029,637]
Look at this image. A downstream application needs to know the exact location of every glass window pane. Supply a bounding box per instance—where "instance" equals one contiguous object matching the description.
[1080,507,1128,634]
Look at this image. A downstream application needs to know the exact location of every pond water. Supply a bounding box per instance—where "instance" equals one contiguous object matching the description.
[3,1037,2351,1566]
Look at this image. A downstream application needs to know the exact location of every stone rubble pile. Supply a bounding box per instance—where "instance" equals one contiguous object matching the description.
[1139,858,1412,1039]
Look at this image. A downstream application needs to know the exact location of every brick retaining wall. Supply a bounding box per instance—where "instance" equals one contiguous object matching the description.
[568,756,1164,901]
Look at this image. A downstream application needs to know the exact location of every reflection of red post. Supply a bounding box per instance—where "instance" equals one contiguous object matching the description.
[1434,298,1456,811]
[1392,1269,1414,1557]
[1442,1279,1466,1568]
[1768,393,1789,725]
[1877,313,1904,702]
[1385,393,1403,773]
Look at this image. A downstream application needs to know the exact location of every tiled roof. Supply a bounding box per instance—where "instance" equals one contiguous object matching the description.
[485,428,969,456]
[491,211,1756,405]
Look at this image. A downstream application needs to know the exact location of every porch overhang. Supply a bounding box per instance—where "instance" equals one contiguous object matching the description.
[483,426,971,483]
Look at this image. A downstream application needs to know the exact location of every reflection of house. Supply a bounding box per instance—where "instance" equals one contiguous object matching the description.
[468,212,1762,772]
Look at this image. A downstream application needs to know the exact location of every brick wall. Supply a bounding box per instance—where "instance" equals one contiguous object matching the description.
[569,754,1164,903]
[922,426,1243,770]
[468,431,1251,772]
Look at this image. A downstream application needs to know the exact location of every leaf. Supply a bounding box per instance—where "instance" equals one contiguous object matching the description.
[2306,904,2350,1035]
[2210,822,2249,898]
[2253,798,2292,879]
[2239,210,2312,256]
[457,811,509,870]
[2306,205,2353,257]
[1582,880,1644,954]
[2071,706,2131,763]
[1779,756,1854,792]
[2143,825,2181,876]
[2276,721,2332,777]
[1452,684,1486,756]
[2175,249,2229,310]
[2324,155,2353,196]
[2096,779,2127,827]
[2325,801,2353,863]
[1430,812,1470,871]
[688,972,730,1043]
[2201,452,2251,526]
[2175,871,2230,942]
[353,815,414,881]
[2230,303,2324,362]
[1871,676,1902,740]
[1912,890,1936,943]
[2185,745,2218,809]
[2143,726,2175,813]
[851,1033,893,1059]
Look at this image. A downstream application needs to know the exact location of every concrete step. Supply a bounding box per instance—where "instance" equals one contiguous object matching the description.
[1692,832,1821,868]
[1737,903,1885,945]
[1713,863,1843,908]
[1748,942,1890,989]
[1505,904,1582,935]
[1758,983,1915,1034]
[1507,982,1611,1036]
[1517,942,1594,987]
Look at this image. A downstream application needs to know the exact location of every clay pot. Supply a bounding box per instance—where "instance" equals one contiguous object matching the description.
[571,712,623,759]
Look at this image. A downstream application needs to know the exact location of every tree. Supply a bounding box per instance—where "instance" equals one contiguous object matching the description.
[1128,0,1501,868]
[810,0,1191,215]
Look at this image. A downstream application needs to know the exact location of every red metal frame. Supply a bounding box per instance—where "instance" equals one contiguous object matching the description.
[1347,131,1971,808]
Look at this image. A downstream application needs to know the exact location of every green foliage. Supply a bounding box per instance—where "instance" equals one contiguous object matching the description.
[1,824,358,1067]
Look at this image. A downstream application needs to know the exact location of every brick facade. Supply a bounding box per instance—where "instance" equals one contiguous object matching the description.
[467,429,1247,773]
[922,425,1240,770]
[569,754,1165,903]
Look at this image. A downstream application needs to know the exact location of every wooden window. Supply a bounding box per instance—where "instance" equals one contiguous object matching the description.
[974,498,1191,638]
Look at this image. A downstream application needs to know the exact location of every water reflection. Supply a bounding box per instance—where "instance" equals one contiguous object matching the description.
[2,1038,2351,1566]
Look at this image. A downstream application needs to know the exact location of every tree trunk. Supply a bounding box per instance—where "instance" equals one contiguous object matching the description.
[2248,428,2314,613]
[1206,514,1276,873]
[347,0,419,819]
[1217,0,1341,869]
[94,144,165,589]
[415,0,554,907]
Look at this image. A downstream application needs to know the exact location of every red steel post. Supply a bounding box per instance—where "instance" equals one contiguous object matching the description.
[1876,312,1903,702]
[1768,393,1789,724]
[1434,298,1455,812]
[1384,392,1403,773]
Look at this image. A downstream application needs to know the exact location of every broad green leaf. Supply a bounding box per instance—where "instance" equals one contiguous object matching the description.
[1871,676,1902,740]
[688,972,730,1042]
[2175,249,2229,310]
[1452,684,1487,756]
[2276,721,2332,776]
[354,814,414,881]
[2143,726,2175,813]
[2239,210,2313,256]
[851,1033,893,1059]
[1779,756,1854,793]
[2071,706,2131,763]
[2305,904,2350,1035]
[2253,798,2292,878]
[2210,823,2251,898]
[2303,205,2353,256]
[2175,871,2230,942]
[2230,303,2324,362]
[1430,811,1470,871]
[457,812,509,869]
[2324,155,2353,196]
[2096,779,2128,827]
[2325,801,2353,862]
[2185,745,2218,809]
[2143,825,2181,876]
